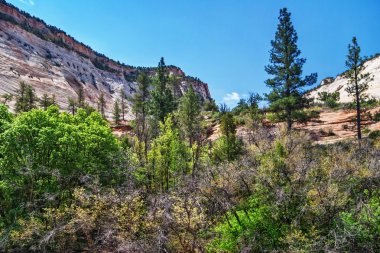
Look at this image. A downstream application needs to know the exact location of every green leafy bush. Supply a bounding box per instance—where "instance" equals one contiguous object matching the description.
[373,111,380,122]
[333,192,380,251]
[368,130,380,139]
[208,197,283,252]
[0,106,123,234]
[317,91,340,108]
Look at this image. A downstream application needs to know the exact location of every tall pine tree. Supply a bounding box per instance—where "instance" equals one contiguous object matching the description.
[147,114,190,192]
[265,8,317,131]
[98,92,106,118]
[345,37,373,140]
[178,85,201,147]
[133,72,150,147]
[15,81,36,113]
[150,57,176,123]
[77,86,85,108]
[67,98,77,115]
[213,112,242,162]
[40,94,56,110]
[120,89,127,121]
[113,99,121,125]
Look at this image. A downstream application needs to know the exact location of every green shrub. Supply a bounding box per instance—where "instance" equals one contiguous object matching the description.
[368,130,380,139]
[0,106,123,229]
[333,192,380,251]
[203,99,218,112]
[207,197,283,252]
[318,91,340,108]
[363,127,371,135]
[328,128,335,136]
[373,111,380,122]
[346,97,380,110]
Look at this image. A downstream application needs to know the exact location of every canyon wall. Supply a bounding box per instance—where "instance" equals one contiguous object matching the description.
[0,0,211,119]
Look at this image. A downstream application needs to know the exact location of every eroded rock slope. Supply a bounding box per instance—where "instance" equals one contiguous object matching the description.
[0,0,211,119]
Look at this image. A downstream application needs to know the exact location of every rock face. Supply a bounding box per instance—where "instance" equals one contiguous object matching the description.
[309,55,380,103]
[0,0,211,119]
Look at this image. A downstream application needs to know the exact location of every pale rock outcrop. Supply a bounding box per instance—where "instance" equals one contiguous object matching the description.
[309,55,380,103]
[0,0,211,119]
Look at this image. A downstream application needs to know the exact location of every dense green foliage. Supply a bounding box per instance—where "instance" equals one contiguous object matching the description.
[150,57,176,123]
[178,85,202,147]
[212,112,243,162]
[146,114,190,192]
[15,81,36,113]
[132,72,151,162]
[0,106,128,251]
[1,91,380,252]
[203,98,218,112]
[207,134,380,252]
[317,91,340,108]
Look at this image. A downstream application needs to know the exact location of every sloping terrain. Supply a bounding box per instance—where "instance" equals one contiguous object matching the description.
[204,106,380,145]
[309,54,380,103]
[297,107,380,144]
[0,0,211,119]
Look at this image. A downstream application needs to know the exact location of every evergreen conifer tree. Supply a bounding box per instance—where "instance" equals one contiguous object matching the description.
[133,72,150,141]
[113,99,121,125]
[147,114,189,192]
[68,98,77,115]
[15,81,27,113]
[120,89,127,121]
[15,82,36,112]
[40,94,55,110]
[150,57,176,123]
[132,72,151,162]
[265,8,317,131]
[98,92,105,118]
[345,37,373,140]
[213,112,242,162]
[178,85,201,147]
[77,86,85,108]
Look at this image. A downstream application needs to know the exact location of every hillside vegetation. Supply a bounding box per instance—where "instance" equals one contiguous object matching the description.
[1,103,380,252]
[1,5,380,253]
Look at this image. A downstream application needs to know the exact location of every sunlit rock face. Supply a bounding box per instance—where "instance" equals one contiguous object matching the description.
[309,55,380,103]
[0,0,211,119]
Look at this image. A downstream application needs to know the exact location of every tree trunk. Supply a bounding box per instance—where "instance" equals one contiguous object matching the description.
[287,107,292,132]
[355,69,362,140]
[286,72,292,132]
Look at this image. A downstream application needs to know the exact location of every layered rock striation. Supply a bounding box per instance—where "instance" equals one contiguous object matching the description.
[0,0,211,119]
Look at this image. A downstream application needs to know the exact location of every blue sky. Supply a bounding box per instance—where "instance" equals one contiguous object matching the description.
[8,0,380,107]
